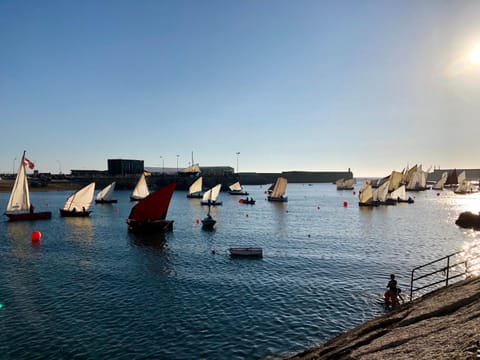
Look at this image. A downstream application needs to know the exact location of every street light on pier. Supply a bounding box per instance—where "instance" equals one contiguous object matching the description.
[160,156,164,174]
[12,157,16,175]
[57,160,62,174]
[176,155,179,172]
[236,152,240,174]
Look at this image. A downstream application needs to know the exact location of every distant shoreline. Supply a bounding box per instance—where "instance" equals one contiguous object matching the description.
[0,180,80,193]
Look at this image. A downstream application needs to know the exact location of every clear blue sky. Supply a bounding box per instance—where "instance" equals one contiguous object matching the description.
[1,0,479,177]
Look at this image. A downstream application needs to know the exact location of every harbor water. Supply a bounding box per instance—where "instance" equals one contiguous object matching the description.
[0,183,479,359]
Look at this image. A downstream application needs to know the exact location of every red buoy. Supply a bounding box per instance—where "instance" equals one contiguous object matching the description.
[437,192,440,196]
[196,219,200,224]
[31,230,41,243]
[343,201,348,207]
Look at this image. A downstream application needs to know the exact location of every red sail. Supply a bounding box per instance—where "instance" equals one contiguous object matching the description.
[128,182,176,221]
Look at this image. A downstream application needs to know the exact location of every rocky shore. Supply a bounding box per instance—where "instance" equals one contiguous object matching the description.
[286,276,480,359]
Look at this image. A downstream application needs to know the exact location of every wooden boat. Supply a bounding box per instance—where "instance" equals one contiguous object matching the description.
[201,184,222,206]
[377,180,396,205]
[126,182,176,234]
[228,181,249,195]
[4,151,52,221]
[268,177,288,202]
[336,178,354,190]
[454,174,478,194]
[95,182,117,203]
[388,185,414,204]
[229,247,263,257]
[130,173,149,201]
[444,169,458,188]
[239,197,256,205]
[60,182,95,217]
[187,177,203,198]
[406,165,429,191]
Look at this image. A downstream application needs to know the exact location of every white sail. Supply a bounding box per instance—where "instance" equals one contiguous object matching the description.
[229,181,242,192]
[359,179,371,193]
[271,177,287,198]
[188,177,202,195]
[131,174,149,199]
[388,171,403,192]
[6,154,30,213]
[343,178,355,188]
[335,178,344,188]
[433,172,448,190]
[96,182,116,201]
[377,180,390,202]
[202,184,221,202]
[359,183,373,203]
[457,171,466,184]
[63,182,95,211]
[389,185,406,201]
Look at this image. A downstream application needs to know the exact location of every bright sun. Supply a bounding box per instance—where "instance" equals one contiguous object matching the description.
[470,43,480,64]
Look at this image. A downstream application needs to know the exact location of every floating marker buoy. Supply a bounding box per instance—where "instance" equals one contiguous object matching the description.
[45,202,49,207]
[239,199,243,203]
[437,192,440,196]
[211,249,216,255]
[246,213,249,218]
[196,219,200,224]
[317,206,320,210]
[31,230,41,243]
[353,191,356,195]
[343,201,348,207]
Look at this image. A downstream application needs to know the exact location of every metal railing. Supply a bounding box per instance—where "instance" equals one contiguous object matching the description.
[410,245,480,301]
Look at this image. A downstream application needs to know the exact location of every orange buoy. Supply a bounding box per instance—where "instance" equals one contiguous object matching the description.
[31,230,42,243]
[343,201,348,207]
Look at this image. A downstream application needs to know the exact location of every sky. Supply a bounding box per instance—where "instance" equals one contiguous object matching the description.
[1,0,479,177]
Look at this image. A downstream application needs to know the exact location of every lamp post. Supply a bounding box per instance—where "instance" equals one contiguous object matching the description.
[57,160,62,174]
[12,157,16,175]
[160,156,164,174]
[176,155,179,172]
[236,152,240,174]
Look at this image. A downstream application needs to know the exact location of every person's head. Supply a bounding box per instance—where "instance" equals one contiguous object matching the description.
[390,274,395,280]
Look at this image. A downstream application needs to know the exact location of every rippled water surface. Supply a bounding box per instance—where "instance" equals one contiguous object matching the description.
[1,183,479,359]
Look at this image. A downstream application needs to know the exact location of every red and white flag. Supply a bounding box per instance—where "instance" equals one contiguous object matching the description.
[23,157,35,170]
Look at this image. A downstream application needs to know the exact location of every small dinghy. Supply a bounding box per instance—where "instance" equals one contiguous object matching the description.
[229,247,263,258]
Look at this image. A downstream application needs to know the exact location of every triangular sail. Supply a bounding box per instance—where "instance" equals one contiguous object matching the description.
[433,172,448,189]
[188,177,202,195]
[229,181,242,192]
[445,169,458,186]
[63,182,96,211]
[335,178,344,188]
[6,153,30,213]
[96,182,116,201]
[271,177,287,198]
[343,178,355,188]
[457,171,466,184]
[388,171,403,192]
[131,174,149,199]
[128,182,176,221]
[202,184,221,202]
[377,180,390,202]
[359,182,373,203]
[389,185,406,201]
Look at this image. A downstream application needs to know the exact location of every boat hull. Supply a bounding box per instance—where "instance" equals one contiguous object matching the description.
[95,199,118,204]
[187,193,203,199]
[229,247,263,257]
[229,191,249,196]
[267,196,288,202]
[5,211,52,222]
[201,218,216,229]
[200,200,223,206]
[127,219,174,234]
[60,209,91,217]
[240,199,256,205]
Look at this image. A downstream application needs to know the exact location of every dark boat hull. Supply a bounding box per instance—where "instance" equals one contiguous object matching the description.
[6,211,52,222]
[200,200,223,206]
[187,193,203,198]
[127,219,174,234]
[60,209,92,217]
[201,218,216,229]
[229,191,249,196]
[229,247,263,257]
[95,199,118,204]
[267,196,288,202]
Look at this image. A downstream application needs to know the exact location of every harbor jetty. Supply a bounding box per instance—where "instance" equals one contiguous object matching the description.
[286,276,480,359]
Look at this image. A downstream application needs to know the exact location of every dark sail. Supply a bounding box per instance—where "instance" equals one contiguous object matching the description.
[445,169,458,186]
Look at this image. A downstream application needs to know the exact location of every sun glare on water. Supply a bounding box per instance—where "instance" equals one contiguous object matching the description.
[469,43,480,65]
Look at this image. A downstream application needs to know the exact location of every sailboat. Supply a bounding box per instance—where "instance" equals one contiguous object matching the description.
[201,184,222,206]
[4,151,52,221]
[406,165,428,191]
[389,185,414,204]
[268,177,288,202]
[444,169,458,188]
[60,182,96,217]
[126,182,176,234]
[187,177,203,198]
[432,172,448,191]
[454,172,477,194]
[130,173,149,201]
[228,181,249,195]
[358,180,378,207]
[377,180,395,205]
[336,178,355,190]
[201,187,217,230]
[95,182,117,203]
